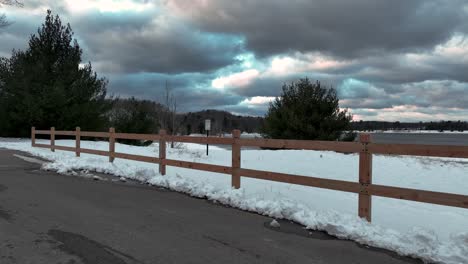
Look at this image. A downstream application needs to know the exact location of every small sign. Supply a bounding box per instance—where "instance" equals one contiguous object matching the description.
[205,119,211,131]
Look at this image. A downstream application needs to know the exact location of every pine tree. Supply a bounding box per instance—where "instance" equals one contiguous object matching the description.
[109,97,161,137]
[262,78,352,140]
[0,10,110,136]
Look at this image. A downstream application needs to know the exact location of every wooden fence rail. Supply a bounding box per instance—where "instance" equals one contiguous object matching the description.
[31,127,468,222]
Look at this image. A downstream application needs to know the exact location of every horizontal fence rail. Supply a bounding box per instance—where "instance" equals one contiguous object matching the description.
[368,143,468,158]
[237,138,363,153]
[31,126,468,222]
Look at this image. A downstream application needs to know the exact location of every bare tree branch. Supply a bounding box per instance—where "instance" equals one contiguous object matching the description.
[0,13,9,27]
[0,0,22,28]
[159,81,182,148]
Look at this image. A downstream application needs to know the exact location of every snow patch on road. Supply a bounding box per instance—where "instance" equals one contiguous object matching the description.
[13,154,45,165]
[270,219,281,228]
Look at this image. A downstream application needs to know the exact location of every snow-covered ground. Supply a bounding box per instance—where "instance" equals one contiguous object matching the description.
[189,132,263,138]
[1,138,467,263]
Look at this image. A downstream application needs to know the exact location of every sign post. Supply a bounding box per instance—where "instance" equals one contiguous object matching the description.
[205,119,211,156]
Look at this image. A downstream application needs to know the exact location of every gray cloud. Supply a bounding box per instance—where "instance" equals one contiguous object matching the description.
[71,11,244,74]
[169,0,467,58]
[348,54,468,85]
[1,6,245,74]
[222,105,268,117]
[107,72,245,112]
[1,0,468,120]
[339,80,468,110]
[0,14,39,55]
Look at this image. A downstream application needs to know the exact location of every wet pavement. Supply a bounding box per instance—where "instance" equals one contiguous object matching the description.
[0,148,421,264]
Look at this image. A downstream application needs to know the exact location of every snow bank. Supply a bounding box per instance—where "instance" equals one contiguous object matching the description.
[1,138,467,263]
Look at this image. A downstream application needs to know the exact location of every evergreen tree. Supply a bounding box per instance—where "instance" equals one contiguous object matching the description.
[0,10,109,137]
[262,78,352,140]
[109,97,161,135]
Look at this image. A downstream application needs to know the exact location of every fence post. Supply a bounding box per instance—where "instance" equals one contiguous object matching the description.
[232,130,241,189]
[359,133,373,222]
[159,129,167,175]
[31,127,36,147]
[76,127,81,157]
[50,127,55,152]
[109,127,115,162]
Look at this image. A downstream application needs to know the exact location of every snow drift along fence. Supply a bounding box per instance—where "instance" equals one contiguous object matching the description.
[31,127,468,222]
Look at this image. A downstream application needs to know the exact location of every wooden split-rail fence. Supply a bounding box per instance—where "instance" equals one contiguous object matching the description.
[31,127,468,222]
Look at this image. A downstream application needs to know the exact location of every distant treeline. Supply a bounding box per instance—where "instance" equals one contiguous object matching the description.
[179,109,263,135]
[351,120,468,132]
[107,98,263,136]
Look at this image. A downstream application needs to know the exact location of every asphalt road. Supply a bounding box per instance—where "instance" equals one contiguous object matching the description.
[0,149,420,264]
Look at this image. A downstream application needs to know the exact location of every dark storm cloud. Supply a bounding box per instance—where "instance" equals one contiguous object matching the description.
[216,46,468,113]
[340,99,393,110]
[0,14,42,55]
[107,72,244,112]
[222,105,268,117]
[72,11,244,74]
[17,0,67,11]
[346,53,468,85]
[226,73,339,98]
[2,0,468,120]
[219,45,468,115]
[0,9,32,61]
[110,73,187,97]
[402,80,468,109]
[175,90,243,112]
[338,79,468,110]
[226,77,289,97]
[1,5,245,74]
[169,0,467,58]
[351,109,379,117]
[108,72,211,99]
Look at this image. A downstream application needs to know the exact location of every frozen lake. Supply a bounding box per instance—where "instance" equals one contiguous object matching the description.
[370,132,468,146]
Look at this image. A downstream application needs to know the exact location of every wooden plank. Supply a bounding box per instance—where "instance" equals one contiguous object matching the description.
[114,133,160,141]
[50,127,55,152]
[159,130,166,175]
[76,127,81,157]
[367,184,468,209]
[109,127,115,162]
[368,143,468,158]
[54,145,76,152]
[79,148,109,157]
[358,134,372,222]
[35,143,51,149]
[239,168,361,193]
[31,127,36,147]
[237,138,362,153]
[168,136,234,145]
[54,130,77,136]
[232,130,241,189]
[113,152,160,164]
[80,131,110,138]
[164,159,232,174]
[35,130,51,135]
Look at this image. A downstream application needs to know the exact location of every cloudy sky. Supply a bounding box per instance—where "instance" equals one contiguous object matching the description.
[1,0,468,121]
